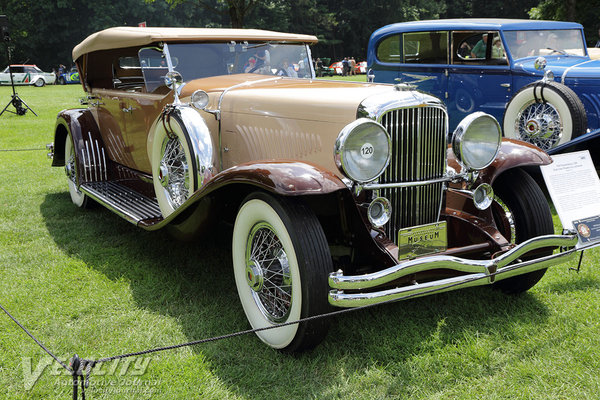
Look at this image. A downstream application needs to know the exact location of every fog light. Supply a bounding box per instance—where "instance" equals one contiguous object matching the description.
[368,197,392,227]
[472,183,494,210]
[191,90,210,110]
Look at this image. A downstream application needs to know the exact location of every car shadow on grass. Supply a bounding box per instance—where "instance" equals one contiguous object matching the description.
[40,192,554,399]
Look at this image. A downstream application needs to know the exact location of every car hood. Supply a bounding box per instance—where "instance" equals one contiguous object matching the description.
[180,74,438,123]
[516,56,600,80]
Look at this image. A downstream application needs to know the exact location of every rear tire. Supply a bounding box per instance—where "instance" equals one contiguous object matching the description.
[491,168,554,293]
[65,132,91,208]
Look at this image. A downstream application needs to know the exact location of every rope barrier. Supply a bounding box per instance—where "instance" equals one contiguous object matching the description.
[0,252,584,399]
[0,147,46,152]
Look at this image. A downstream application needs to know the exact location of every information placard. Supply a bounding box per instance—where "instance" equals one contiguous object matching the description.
[540,150,600,246]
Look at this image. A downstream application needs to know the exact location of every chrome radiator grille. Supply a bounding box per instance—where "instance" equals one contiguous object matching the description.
[379,106,447,243]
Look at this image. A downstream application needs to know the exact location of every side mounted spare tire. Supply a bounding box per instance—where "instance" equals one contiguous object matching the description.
[503,81,587,150]
[151,107,215,218]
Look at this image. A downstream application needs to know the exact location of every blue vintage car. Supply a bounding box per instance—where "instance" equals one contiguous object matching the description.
[57,66,80,85]
[367,19,600,151]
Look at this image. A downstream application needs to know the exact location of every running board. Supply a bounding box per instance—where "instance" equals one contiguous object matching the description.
[80,181,163,225]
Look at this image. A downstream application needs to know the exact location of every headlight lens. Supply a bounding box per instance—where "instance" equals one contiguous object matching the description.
[335,118,391,183]
[452,112,501,170]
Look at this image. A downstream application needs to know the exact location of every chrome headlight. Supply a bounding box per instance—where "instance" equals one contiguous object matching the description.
[334,118,391,183]
[452,112,501,170]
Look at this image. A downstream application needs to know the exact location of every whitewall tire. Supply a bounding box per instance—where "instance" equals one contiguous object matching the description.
[232,192,332,351]
[64,133,90,208]
[151,114,197,217]
[503,81,587,150]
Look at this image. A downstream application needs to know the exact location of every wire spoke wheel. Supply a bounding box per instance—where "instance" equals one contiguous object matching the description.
[515,101,561,150]
[152,112,198,218]
[503,81,587,149]
[159,136,189,209]
[246,223,293,323]
[232,192,333,351]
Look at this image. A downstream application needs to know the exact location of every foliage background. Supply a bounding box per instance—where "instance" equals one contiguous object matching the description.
[0,0,598,71]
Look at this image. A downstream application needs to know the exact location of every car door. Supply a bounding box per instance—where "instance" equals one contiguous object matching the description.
[447,31,512,129]
[7,66,26,84]
[372,31,449,101]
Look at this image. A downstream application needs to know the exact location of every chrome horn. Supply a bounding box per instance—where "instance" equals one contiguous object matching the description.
[471,183,494,210]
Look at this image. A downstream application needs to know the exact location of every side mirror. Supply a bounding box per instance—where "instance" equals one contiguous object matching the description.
[164,71,183,90]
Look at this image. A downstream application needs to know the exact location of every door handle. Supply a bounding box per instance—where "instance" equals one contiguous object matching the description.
[500,83,511,88]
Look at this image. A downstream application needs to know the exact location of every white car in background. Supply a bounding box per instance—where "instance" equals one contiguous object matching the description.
[0,64,56,87]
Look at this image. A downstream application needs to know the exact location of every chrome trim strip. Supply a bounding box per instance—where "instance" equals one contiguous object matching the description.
[329,234,579,291]
[329,235,596,308]
[360,175,457,190]
[561,59,595,84]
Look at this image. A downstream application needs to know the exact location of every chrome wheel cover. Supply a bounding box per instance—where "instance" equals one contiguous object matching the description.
[494,195,516,244]
[514,101,562,150]
[158,136,189,209]
[245,222,292,323]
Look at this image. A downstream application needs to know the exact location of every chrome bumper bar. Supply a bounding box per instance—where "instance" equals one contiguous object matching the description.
[329,234,595,308]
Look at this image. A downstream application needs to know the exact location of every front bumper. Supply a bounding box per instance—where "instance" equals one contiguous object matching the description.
[329,234,595,307]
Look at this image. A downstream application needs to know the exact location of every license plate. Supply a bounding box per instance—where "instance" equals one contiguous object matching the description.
[398,221,447,259]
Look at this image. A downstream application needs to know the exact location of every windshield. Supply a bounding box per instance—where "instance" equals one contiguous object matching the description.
[503,29,585,60]
[142,42,313,84]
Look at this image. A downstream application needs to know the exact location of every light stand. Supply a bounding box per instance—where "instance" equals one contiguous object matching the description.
[0,15,36,117]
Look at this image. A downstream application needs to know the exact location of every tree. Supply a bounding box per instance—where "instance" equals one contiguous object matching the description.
[529,0,600,46]
[146,0,259,28]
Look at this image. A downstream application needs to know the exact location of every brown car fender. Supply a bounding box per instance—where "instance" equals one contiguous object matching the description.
[53,108,108,185]
[448,138,552,185]
[202,160,348,196]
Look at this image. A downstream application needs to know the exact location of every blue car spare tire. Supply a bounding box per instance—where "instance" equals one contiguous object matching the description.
[503,81,587,150]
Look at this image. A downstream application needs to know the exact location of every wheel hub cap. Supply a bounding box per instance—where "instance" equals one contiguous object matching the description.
[246,261,264,292]
[517,102,561,150]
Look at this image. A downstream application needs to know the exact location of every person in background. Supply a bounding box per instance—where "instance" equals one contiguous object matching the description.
[342,57,349,76]
[315,58,323,77]
[244,57,256,73]
[277,59,298,78]
[471,34,488,58]
[595,27,600,47]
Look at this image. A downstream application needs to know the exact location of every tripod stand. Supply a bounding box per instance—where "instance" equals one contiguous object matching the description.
[0,15,36,117]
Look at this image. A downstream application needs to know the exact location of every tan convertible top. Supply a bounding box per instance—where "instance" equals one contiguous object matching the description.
[73,27,319,60]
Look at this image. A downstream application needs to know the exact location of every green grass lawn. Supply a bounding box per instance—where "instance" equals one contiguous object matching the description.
[1,84,599,400]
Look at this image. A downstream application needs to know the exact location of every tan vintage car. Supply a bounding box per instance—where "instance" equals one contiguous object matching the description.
[48,27,594,352]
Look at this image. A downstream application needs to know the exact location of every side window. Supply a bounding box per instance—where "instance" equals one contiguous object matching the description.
[403,31,447,64]
[452,31,507,65]
[377,34,401,63]
[138,48,169,93]
[10,66,25,73]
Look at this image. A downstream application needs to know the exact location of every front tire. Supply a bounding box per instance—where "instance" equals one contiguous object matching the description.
[232,192,333,351]
[34,78,45,87]
[503,81,587,150]
[491,168,554,293]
